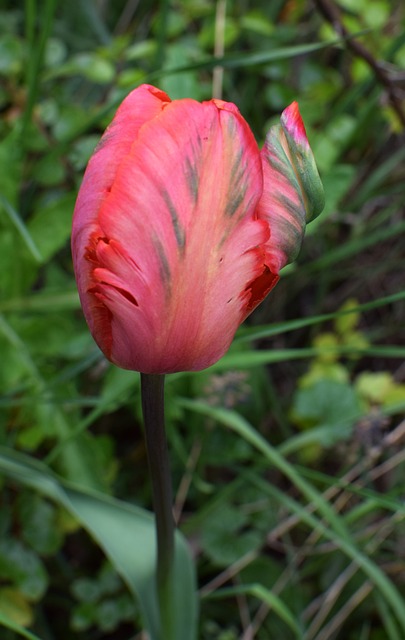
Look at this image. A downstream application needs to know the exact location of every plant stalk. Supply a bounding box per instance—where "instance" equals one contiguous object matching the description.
[140,373,175,639]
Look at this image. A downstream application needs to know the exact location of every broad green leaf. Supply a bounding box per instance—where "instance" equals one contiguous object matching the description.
[0,448,198,640]
[200,505,261,567]
[290,379,361,430]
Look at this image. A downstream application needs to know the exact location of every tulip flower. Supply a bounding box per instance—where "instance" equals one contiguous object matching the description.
[72,84,324,375]
[71,84,324,640]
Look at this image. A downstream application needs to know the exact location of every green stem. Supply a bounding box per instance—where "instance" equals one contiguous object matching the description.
[140,373,175,639]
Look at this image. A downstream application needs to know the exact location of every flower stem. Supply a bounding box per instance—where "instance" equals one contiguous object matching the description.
[140,373,175,640]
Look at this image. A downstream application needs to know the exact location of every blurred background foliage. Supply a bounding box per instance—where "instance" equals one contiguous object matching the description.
[0,0,405,638]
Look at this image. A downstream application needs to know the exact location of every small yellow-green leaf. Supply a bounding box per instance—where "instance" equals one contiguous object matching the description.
[0,588,33,628]
[355,372,394,405]
[299,361,349,388]
[335,298,361,335]
[313,333,340,363]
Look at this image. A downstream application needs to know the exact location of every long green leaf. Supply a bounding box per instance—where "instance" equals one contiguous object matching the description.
[308,219,405,272]
[0,448,198,640]
[212,345,405,370]
[147,32,369,80]
[236,291,405,342]
[297,465,405,520]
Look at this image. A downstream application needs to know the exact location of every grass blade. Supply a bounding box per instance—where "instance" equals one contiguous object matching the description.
[0,196,42,263]
[236,291,405,342]
[179,400,405,633]
[205,584,302,638]
[0,612,43,640]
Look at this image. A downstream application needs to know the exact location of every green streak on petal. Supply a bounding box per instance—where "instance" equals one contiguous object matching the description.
[184,156,199,204]
[230,146,243,181]
[225,148,249,217]
[161,189,186,251]
[225,190,245,217]
[275,195,305,262]
[281,123,325,222]
[153,235,171,291]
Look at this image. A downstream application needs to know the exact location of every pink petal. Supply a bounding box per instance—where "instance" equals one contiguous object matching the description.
[78,95,271,372]
[257,102,324,273]
[72,85,170,356]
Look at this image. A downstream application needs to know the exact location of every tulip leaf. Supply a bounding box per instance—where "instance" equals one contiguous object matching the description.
[0,447,198,640]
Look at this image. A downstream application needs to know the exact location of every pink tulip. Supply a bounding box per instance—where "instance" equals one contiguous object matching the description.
[72,84,323,374]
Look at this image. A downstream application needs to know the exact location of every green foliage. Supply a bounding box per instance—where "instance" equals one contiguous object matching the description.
[70,564,137,633]
[0,448,197,640]
[0,0,405,638]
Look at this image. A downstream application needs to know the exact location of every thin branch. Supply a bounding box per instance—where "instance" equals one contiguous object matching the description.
[313,0,405,128]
